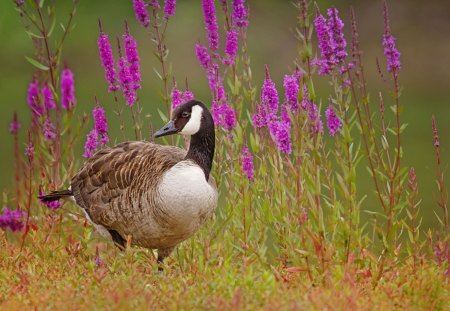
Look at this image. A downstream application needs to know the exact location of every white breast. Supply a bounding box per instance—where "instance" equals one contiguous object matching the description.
[158,161,217,232]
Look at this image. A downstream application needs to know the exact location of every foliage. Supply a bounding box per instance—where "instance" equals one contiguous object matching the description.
[1,0,449,309]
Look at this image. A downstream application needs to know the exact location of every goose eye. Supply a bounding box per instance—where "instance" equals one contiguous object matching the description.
[182,111,190,118]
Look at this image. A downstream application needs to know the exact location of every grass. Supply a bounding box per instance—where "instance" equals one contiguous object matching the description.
[0,224,448,310]
[1,1,449,310]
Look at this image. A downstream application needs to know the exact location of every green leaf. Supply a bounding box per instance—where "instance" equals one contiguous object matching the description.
[25,56,49,71]
[157,108,168,122]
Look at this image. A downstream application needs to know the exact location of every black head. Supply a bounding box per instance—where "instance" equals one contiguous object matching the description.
[154,100,214,138]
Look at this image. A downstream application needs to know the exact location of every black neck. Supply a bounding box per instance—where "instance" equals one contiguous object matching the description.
[185,126,215,181]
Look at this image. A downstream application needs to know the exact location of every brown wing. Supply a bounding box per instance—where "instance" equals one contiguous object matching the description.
[71,141,186,229]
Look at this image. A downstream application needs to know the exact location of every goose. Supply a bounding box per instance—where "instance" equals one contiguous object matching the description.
[40,99,218,265]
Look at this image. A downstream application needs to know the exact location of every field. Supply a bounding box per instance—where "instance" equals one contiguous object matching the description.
[0,0,449,310]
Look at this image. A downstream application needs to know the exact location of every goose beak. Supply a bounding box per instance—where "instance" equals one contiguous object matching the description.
[154,120,178,138]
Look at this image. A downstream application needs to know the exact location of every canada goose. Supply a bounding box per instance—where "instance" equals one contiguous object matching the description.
[40,100,218,265]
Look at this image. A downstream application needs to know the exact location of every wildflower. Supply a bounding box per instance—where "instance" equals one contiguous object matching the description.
[171,88,184,110]
[163,0,176,19]
[314,13,333,75]
[171,87,195,110]
[27,80,43,117]
[123,31,142,90]
[39,189,61,210]
[133,0,150,28]
[283,74,300,112]
[222,103,236,131]
[0,207,26,232]
[15,0,25,7]
[307,102,323,134]
[327,8,347,64]
[325,104,342,136]
[24,141,34,161]
[93,105,109,145]
[223,30,238,65]
[94,246,103,268]
[211,101,223,126]
[300,84,309,110]
[117,55,136,106]
[261,65,279,116]
[184,90,194,102]
[241,146,254,180]
[269,119,291,154]
[383,2,401,74]
[9,113,21,135]
[42,84,56,110]
[153,0,161,9]
[42,119,56,141]
[232,0,248,28]
[252,103,266,129]
[195,44,211,70]
[83,129,98,158]
[202,0,219,50]
[98,31,120,92]
[281,105,291,127]
[432,115,440,147]
[61,67,76,110]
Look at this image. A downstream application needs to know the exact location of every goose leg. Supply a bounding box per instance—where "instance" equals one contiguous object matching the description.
[157,247,174,270]
[108,229,126,251]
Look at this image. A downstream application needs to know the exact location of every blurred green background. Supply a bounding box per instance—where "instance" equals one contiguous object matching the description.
[0,1,449,231]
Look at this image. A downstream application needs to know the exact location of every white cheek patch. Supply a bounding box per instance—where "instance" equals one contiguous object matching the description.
[180,105,203,135]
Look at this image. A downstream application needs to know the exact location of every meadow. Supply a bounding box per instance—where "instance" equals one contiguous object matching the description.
[0,0,449,309]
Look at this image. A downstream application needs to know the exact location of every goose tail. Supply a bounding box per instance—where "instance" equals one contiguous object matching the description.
[39,189,73,202]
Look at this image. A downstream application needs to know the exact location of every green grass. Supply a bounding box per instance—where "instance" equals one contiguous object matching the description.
[0,221,448,310]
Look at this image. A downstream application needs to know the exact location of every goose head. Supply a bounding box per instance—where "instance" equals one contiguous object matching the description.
[154,100,214,138]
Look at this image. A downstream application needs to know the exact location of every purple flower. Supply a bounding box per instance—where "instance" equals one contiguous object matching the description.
[93,105,109,145]
[325,104,342,136]
[171,88,184,110]
[223,30,238,65]
[83,129,98,158]
[196,44,211,70]
[269,119,291,154]
[232,0,249,28]
[211,101,223,126]
[281,105,291,127]
[9,113,21,135]
[184,90,194,102]
[241,146,254,180]
[163,0,176,19]
[117,56,136,106]
[61,67,76,110]
[150,0,160,10]
[0,207,26,232]
[327,8,347,64]
[283,74,300,112]
[39,189,61,210]
[383,34,400,74]
[261,66,279,116]
[314,14,333,75]
[94,246,103,268]
[133,0,150,27]
[98,32,120,92]
[27,81,43,117]
[383,2,401,75]
[307,102,323,134]
[202,0,219,51]
[42,84,56,110]
[171,88,195,110]
[222,103,236,131]
[123,32,142,90]
[42,119,56,141]
[252,103,266,129]
[24,141,34,161]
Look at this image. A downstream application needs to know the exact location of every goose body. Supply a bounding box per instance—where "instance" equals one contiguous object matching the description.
[41,100,218,263]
